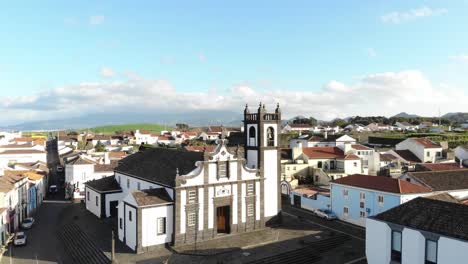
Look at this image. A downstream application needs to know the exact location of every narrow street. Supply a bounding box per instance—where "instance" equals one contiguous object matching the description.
[1,203,73,264]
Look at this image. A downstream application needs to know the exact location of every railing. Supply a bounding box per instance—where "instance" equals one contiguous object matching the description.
[245,114,258,121]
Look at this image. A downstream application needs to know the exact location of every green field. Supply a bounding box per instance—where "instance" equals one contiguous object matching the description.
[88,123,170,135]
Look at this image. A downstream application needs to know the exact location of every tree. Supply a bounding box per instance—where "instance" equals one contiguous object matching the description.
[176,123,189,131]
[95,140,106,152]
[331,118,347,127]
[68,131,78,136]
[309,117,318,126]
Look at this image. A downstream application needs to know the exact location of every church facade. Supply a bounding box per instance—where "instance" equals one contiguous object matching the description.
[84,104,282,253]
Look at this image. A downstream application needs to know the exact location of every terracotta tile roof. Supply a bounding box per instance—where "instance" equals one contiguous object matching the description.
[380,153,398,162]
[68,156,96,165]
[0,149,45,155]
[158,136,171,141]
[408,169,468,191]
[394,150,421,163]
[332,174,431,194]
[302,147,345,159]
[344,154,360,160]
[351,144,372,150]
[184,146,216,152]
[206,132,220,136]
[373,197,468,240]
[0,143,34,148]
[23,171,44,181]
[209,126,224,133]
[425,193,460,204]
[417,162,465,171]
[412,138,441,148]
[108,151,126,160]
[132,188,173,206]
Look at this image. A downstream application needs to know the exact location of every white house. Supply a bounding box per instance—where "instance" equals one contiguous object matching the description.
[0,131,22,145]
[395,121,418,131]
[85,176,122,218]
[65,154,117,199]
[282,123,313,133]
[0,149,47,164]
[366,196,468,264]
[455,145,468,167]
[395,138,443,163]
[198,132,219,141]
[133,130,158,145]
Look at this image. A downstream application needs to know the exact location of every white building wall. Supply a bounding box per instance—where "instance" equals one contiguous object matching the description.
[232,184,238,225]
[198,187,204,230]
[124,204,137,250]
[115,172,174,199]
[246,150,258,169]
[263,149,278,218]
[180,189,186,234]
[208,187,214,228]
[438,236,468,263]
[141,205,173,247]
[255,181,261,220]
[365,218,391,264]
[105,192,124,217]
[401,228,425,264]
[85,188,101,218]
[241,183,246,222]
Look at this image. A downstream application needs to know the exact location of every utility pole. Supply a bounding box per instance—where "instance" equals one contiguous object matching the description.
[111,229,116,263]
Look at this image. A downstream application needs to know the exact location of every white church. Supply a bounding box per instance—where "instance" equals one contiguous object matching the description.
[84,103,282,253]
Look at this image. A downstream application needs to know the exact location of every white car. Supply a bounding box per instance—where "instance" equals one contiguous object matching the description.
[314,209,337,220]
[13,232,27,246]
[21,218,35,229]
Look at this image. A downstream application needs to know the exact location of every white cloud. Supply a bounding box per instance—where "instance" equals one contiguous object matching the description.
[367,48,377,58]
[100,67,116,78]
[381,6,447,24]
[0,70,466,123]
[89,15,105,25]
[449,54,468,62]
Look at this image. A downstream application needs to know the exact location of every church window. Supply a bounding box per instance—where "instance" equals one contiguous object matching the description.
[188,190,197,204]
[188,213,196,226]
[247,204,254,216]
[218,162,227,178]
[157,217,166,235]
[249,126,256,146]
[129,211,132,221]
[127,179,130,188]
[247,183,254,196]
[266,127,275,146]
[137,182,141,190]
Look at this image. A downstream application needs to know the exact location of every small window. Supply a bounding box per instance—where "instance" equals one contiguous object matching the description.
[119,218,123,229]
[360,192,365,200]
[137,182,141,190]
[87,191,90,201]
[188,190,197,204]
[378,195,384,205]
[343,207,349,215]
[127,179,130,188]
[247,183,254,196]
[287,167,290,171]
[188,213,196,226]
[425,239,437,264]
[247,204,254,216]
[360,202,365,208]
[391,231,402,262]
[293,166,296,171]
[317,161,323,168]
[218,163,227,178]
[95,196,98,206]
[360,211,365,218]
[358,151,361,155]
[343,189,348,197]
[157,217,166,235]
[129,211,132,221]
[427,151,430,157]
[353,162,357,167]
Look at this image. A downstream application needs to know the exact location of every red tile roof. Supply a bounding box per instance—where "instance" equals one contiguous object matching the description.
[302,147,345,159]
[108,151,126,159]
[332,174,431,194]
[344,154,360,160]
[419,163,465,171]
[413,138,441,148]
[0,149,46,155]
[351,144,372,150]
[380,153,398,162]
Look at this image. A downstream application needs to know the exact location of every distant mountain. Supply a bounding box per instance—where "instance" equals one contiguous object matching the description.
[3,110,243,131]
[442,112,468,123]
[391,112,420,118]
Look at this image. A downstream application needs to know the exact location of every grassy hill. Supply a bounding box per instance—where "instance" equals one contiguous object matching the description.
[88,123,170,135]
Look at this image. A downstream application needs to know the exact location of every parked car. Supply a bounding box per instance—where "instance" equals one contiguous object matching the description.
[21,218,35,229]
[13,232,27,246]
[314,209,337,220]
[49,185,58,194]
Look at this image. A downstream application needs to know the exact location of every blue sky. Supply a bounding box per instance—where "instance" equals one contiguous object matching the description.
[0,1,467,124]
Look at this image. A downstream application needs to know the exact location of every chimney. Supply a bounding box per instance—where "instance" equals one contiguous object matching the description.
[343,142,352,154]
[292,142,303,160]
[104,152,110,165]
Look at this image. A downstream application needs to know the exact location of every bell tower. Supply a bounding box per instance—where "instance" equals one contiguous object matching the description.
[243,103,281,221]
